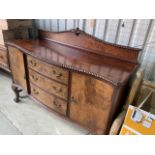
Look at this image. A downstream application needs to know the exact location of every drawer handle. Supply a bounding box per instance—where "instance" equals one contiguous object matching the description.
[52,70,63,78]
[31,75,38,81]
[29,60,37,66]
[52,70,56,74]
[53,86,63,93]
[71,96,77,104]
[56,73,63,78]
[53,100,61,108]
[0,55,3,59]
[33,88,39,95]
[59,88,63,93]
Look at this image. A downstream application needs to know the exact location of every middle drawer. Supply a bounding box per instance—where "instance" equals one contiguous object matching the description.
[29,69,68,100]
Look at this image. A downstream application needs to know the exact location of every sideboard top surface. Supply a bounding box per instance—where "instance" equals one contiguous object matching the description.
[6,29,141,86]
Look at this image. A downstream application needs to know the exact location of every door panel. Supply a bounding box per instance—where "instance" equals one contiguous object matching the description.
[69,72,114,134]
[8,46,27,91]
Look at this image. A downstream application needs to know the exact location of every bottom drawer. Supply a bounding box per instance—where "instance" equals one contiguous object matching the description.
[31,83,67,115]
[0,49,9,68]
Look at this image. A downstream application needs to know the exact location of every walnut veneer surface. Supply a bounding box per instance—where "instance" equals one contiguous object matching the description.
[6,29,141,134]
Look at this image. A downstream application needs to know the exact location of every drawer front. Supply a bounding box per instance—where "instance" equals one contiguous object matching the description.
[0,49,9,67]
[31,84,67,115]
[29,69,68,100]
[27,56,69,84]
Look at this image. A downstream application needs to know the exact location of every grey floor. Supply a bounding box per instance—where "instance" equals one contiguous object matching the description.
[0,69,88,135]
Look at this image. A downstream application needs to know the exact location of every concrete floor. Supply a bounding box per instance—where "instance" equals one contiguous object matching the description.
[0,69,88,135]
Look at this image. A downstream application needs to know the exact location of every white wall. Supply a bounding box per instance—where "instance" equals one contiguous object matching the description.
[34,19,155,82]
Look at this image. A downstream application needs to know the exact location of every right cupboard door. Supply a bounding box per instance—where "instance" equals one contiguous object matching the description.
[69,72,114,134]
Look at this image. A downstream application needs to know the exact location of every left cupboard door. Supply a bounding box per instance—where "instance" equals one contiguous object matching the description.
[8,46,27,92]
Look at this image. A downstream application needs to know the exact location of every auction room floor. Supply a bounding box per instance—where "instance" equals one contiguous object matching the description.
[0,69,88,135]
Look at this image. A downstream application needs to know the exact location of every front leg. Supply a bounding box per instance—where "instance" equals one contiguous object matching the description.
[11,84,22,103]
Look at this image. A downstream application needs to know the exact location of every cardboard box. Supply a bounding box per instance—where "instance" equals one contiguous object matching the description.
[120,88,155,135]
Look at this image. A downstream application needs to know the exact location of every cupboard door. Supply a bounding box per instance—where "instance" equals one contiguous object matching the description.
[69,72,114,134]
[8,46,27,91]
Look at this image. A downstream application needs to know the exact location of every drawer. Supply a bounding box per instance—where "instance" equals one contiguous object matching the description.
[29,69,68,100]
[0,49,9,67]
[31,83,67,115]
[27,56,69,84]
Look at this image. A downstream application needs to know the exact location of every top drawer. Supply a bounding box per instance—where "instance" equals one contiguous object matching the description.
[27,56,69,85]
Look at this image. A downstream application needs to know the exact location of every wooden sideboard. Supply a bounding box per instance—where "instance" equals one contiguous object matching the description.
[6,29,141,134]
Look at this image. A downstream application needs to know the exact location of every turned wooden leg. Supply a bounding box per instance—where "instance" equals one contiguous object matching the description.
[11,85,22,103]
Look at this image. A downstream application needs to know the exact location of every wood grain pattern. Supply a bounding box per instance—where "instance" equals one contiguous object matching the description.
[29,68,68,100]
[8,46,27,91]
[69,72,114,134]
[27,55,69,85]
[7,39,136,86]
[6,30,141,134]
[39,29,141,63]
[31,83,67,115]
[0,49,9,68]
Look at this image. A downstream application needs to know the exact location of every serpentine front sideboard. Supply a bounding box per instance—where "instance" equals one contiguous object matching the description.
[6,29,141,134]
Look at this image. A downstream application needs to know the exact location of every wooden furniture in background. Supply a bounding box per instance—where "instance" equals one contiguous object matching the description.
[6,29,141,134]
[109,68,144,135]
[0,19,32,72]
[0,19,32,30]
